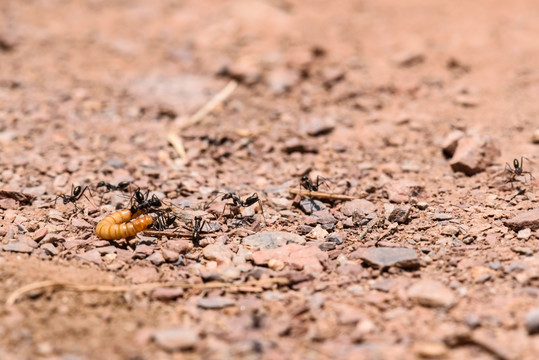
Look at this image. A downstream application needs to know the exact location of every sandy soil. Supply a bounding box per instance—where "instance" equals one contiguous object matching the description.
[1,0,538,359]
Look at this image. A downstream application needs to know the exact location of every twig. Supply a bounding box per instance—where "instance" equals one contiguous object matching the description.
[166,132,187,159]
[177,80,238,130]
[6,277,290,306]
[289,188,356,201]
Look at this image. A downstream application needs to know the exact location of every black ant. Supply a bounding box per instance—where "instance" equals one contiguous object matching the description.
[300,175,328,192]
[189,215,205,247]
[505,157,535,188]
[221,192,265,220]
[149,213,177,231]
[53,184,93,211]
[129,189,162,214]
[96,180,131,193]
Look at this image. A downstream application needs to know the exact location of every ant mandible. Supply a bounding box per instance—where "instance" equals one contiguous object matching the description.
[505,157,535,188]
[149,213,177,231]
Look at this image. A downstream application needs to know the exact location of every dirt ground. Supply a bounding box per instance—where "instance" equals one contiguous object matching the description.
[1,0,538,359]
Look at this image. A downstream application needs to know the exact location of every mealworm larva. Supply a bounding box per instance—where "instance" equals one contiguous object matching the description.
[95,209,154,240]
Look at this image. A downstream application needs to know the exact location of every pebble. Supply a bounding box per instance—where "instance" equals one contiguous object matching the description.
[153,327,198,351]
[441,225,459,236]
[242,231,306,249]
[326,233,343,244]
[151,287,184,301]
[415,201,429,210]
[252,244,328,273]
[341,199,376,217]
[441,130,465,158]
[434,212,452,221]
[76,250,102,265]
[0,198,18,210]
[511,246,532,256]
[503,208,539,231]
[197,296,235,309]
[166,240,193,254]
[307,225,328,240]
[161,248,180,263]
[266,68,299,94]
[387,206,411,224]
[532,128,539,144]
[412,342,448,358]
[71,218,92,228]
[407,280,456,308]
[41,243,58,256]
[525,308,539,334]
[384,180,423,203]
[147,252,165,266]
[517,228,532,240]
[127,266,159,284]
[268,258,286,271]
[300,115,336,137]
[299,198,325,214]
[202,243,234,264]
[133,244,154,259]
[449,134,500,175]
[359,247,419,270]
[2,242,34,253]
[33,228,48,242]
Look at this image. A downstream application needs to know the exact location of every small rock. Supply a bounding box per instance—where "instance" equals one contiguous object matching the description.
[442,130,465,158]
[517,228,532,240]
[525,308,539,334]
[341,199,376,217]
[133,244,154,259]
[300,115,336,137]
[151,287,184,301]
[0,198,18,210]
[415,201,429,210]
[166,240,193,254]
[266,68,299,94]
[202,243,234,264]
[511,246,532,256]
[268,258,286,271]
[384,180,423,203]
[41,243,58,256]
[147,252,165,266]
[162,248,180,263]
[434,213,452,221]
[307,225,329,240]
[504,208,539,231]
[252,244,328,273]
[441,225,459,236]
[127,266,159,284]
[412,342,448,359]
[394,50,425,67]
[532,129,539,144]
[387,206,411,224]
[465,314,481,328]
[281,138,319,154]
[71,218,92,228]
[318,242,336,251]
[76,250,102,265]
[153,327,198,351]
[449,134,500,175]
[242,231,305,249]
[359,247,419,270]
[327,233,343,244]
[2,242,34,253]
[197,296,235,309]
[299,198,325,214]
[33,228,48,242]
[407,280,456,308]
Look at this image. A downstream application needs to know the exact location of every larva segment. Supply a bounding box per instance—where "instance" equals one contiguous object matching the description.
[95,209,154,240]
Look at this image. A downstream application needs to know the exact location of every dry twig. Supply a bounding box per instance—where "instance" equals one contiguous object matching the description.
[6,277,290,306]
[166,132,187,159]
[289,188,356,201]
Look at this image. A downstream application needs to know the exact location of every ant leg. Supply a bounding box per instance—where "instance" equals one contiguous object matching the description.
[257,198,266,223]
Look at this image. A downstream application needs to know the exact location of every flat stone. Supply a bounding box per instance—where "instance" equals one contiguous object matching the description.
[127,266,159,284]
[242,231,305,249]
[71,217,92,228]
[359,247,419,270]
[307,225,329,240]
[151,287,184,301]
[252,244,328,273]
[166,240,193,254]
[341,199,376,217]
[133,244,154,259]
[202,243,234,264]
[441,130,465,158]
[197,296,235,309]
[153,327,198,351]
[41,243,58,256]
[76,250,102,265]
[2,242,34,253]
[407,280,456,308]
[33,228,48,242]
[161,248,180,263]
[387,206,411,224]
[299,198,325,214]
[147,252,165,266]
[384,180,423,203]
[517,228,532,240]
[525,308,539,334]
[434,213,453,221]
[449,134,500,175]
[504,208,539,231]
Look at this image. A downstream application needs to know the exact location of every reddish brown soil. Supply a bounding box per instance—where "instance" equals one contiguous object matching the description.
[1,0,538,359]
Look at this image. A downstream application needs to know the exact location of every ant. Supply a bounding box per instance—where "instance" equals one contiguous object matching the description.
[129,189,162,214]
[188,216,205,247]
[96,180,131,193]
[149,213,177,231]
[53,184,93,211]
[300,175,328,192]
[221,192,265,220]
[505,157,535,188]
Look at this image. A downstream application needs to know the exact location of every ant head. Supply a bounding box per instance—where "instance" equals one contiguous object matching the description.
[301,176,310,182]
[194,216,202,222]
[73,186,82,196]
[135,190,145,202]
[222,193,233,200]
[118,181,130,189]
[513,158,520,169]
[150,195,161,207]
[96,181,105,188]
